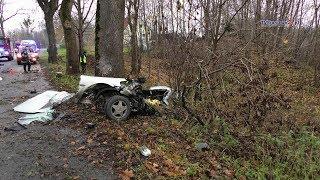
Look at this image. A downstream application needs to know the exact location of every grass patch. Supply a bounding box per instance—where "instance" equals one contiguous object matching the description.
[41,48,94,92]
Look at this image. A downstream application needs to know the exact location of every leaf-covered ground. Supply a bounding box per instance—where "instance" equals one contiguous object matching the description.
[43,49,320,179]
[54,102,236,179]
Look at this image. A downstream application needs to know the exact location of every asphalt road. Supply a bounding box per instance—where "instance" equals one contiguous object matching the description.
[0,59,50,128]
[0,58,116,179]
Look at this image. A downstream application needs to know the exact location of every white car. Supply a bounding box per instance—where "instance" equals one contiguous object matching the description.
[76,75,172,121]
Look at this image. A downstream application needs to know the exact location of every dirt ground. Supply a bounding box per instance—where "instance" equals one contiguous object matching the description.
[0,59,116,179]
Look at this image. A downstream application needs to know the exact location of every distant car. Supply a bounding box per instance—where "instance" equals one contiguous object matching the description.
[16,48,39,65]
[19,40,39,53]
[0,37,13,61]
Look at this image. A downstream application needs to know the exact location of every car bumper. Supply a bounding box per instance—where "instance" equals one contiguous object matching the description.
[0,55,12,59]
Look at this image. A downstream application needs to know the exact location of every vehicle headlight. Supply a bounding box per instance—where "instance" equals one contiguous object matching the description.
[4,51,9,55]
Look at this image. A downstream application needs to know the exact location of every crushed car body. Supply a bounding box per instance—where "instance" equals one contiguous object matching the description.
[76,75,172,121]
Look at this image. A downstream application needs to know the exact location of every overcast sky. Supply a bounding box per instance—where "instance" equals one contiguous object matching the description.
[4,0,44,33]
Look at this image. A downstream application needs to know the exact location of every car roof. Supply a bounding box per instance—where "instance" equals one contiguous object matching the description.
[21,40,36,45]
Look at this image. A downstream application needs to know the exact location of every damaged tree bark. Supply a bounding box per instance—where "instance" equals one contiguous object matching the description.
[95,0,126,77]
[128,0,142,76]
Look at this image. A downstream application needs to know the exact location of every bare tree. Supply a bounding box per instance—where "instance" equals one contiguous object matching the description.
[0,0,22,36]
[60,0,80,74]
[95,0,126,77]
[73,0,96,55]
[21,16,35,36]
[37,0,59,63]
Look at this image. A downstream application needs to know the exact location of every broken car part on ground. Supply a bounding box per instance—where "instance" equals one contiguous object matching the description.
[13,91,74,125]
[76,75,172,121]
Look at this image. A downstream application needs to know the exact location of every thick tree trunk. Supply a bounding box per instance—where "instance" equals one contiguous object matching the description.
[128,0,141,76]
[45,15,58,63]
[95,0,125,77]
[60,0,80,75]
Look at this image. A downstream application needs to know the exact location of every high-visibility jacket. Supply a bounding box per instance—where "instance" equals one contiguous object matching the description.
[80,55,87,64]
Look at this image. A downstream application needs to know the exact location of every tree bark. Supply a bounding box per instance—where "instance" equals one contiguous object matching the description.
[77,0,85,55]
[36,0,59,63]
[128,0,141,76]
[45,15,58,63]
[95,0,126,77]
[0,21,5,37]
[60,0,80,74]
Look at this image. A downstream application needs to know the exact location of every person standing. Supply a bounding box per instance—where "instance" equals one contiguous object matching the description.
[21,47,31,73]
[80,51,87,73]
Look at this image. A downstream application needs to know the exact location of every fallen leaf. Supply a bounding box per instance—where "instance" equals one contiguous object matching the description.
[224,169,235,177]
[87,138,94,144]
[72,176,80,180]
[164,159,174,168]
[124,143,130,150]
[145,162,159,173]
[120,169,134,180]
[77,146,86,151]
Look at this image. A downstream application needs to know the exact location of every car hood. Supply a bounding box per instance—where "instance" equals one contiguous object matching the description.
[77,75,127,97]
[79,75,126,87]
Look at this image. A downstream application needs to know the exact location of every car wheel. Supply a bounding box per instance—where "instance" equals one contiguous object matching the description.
[104,95,131,121]
[17,61,21,65]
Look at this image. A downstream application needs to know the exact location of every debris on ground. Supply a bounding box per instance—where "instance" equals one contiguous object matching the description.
[56,72,63,78]
[13,91,74,125]
[85,123,96,130]
[140,146,151,157]
[4,123,27,132]
[18,108,54,125]
[196,142,210,151]
[54,113,67,121]
[14,90,74,113]
[30,89,37,94]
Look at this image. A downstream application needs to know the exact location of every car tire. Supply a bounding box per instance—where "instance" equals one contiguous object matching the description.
[104,95,131,121]
[17,61,21,65]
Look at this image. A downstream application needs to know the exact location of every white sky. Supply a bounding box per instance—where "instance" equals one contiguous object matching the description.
[3,0,44,33]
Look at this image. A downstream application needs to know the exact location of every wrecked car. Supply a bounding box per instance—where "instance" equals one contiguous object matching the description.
[76,75,172,121]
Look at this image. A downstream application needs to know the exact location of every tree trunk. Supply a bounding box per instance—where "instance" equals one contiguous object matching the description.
[60,0,80,75]
[313,5,320,87]
[45,15,58,63]
[95,0,126,77]
[77,0,84,55]
[0,21,5,37]
[128,0,141,76]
